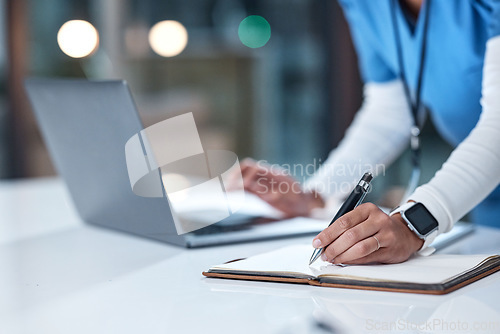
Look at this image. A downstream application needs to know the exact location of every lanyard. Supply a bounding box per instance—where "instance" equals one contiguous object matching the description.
[390,0,432,200]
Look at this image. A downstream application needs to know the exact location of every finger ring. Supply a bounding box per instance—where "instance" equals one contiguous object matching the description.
[373,235,380,251]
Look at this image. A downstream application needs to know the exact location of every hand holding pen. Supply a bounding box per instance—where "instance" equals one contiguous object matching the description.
[310,172,426,265]
[310,172,373,265]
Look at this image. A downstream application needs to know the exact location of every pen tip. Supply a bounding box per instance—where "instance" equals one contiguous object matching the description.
[309,249,320,266]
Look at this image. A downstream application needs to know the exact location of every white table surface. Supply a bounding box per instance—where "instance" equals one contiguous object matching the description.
[1,178,500,334]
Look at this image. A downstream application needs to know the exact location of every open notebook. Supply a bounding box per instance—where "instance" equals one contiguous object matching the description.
[203,244,500,295]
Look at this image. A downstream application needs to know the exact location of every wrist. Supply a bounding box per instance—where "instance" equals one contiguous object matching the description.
[391,213,425,252]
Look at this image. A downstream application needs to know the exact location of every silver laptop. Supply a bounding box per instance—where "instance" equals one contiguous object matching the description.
[24,78,474,248]
[24,78,330,247]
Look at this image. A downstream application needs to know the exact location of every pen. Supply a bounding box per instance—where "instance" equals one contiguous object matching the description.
[309,172,373,265]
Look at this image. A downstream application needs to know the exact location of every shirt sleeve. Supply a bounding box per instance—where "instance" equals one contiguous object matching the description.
[409,36,500,237]
[337,0,397,82]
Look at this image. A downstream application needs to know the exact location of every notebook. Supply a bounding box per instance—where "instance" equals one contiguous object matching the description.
[203,244,500,295]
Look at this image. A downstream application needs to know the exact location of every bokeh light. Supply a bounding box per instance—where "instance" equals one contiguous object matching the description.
[148,20,188,57]
[238,15,271,48]
[57,20,99,58]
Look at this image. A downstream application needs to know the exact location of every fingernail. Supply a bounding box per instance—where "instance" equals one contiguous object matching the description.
[312,238,321,248]
[321,253,327,261]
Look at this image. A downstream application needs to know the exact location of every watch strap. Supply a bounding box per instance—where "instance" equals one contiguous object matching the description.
[418,230,437,256]
[389,202,414,217]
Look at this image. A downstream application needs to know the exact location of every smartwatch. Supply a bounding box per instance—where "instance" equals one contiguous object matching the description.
[390,202,439,254]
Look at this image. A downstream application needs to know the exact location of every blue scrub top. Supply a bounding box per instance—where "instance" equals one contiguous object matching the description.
[338,0,500,227]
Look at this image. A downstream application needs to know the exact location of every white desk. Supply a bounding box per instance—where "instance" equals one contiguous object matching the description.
[1,178,500,334]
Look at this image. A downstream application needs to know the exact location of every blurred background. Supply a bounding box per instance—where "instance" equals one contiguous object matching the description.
[0,0,453,207]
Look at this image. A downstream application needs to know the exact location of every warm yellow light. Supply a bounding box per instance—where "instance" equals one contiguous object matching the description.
[148,20,188,57]
[57,20,99,58]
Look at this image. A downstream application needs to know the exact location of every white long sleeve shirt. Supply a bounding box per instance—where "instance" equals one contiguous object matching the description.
[305,36,500,242]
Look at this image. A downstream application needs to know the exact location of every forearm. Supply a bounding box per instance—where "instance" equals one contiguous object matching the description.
[410,36,500,235]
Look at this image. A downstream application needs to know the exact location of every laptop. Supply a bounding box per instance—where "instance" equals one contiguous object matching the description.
[24,78,474,249]
[24,78,330,247]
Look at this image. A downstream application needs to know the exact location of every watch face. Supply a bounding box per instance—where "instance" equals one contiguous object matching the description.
[405,203,439,235]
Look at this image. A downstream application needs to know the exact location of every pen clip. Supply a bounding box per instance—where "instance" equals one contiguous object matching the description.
[355,191,368,208]
[354,181,371,208]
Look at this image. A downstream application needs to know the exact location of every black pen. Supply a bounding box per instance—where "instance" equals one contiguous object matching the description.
[309,172,373,265]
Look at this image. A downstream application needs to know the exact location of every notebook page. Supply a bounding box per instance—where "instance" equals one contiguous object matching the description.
[316,254,494,284]
[210,244,333,277]
[210,244,495,284]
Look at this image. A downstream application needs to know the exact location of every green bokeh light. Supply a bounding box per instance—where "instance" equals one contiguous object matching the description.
[238,15,271,48]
